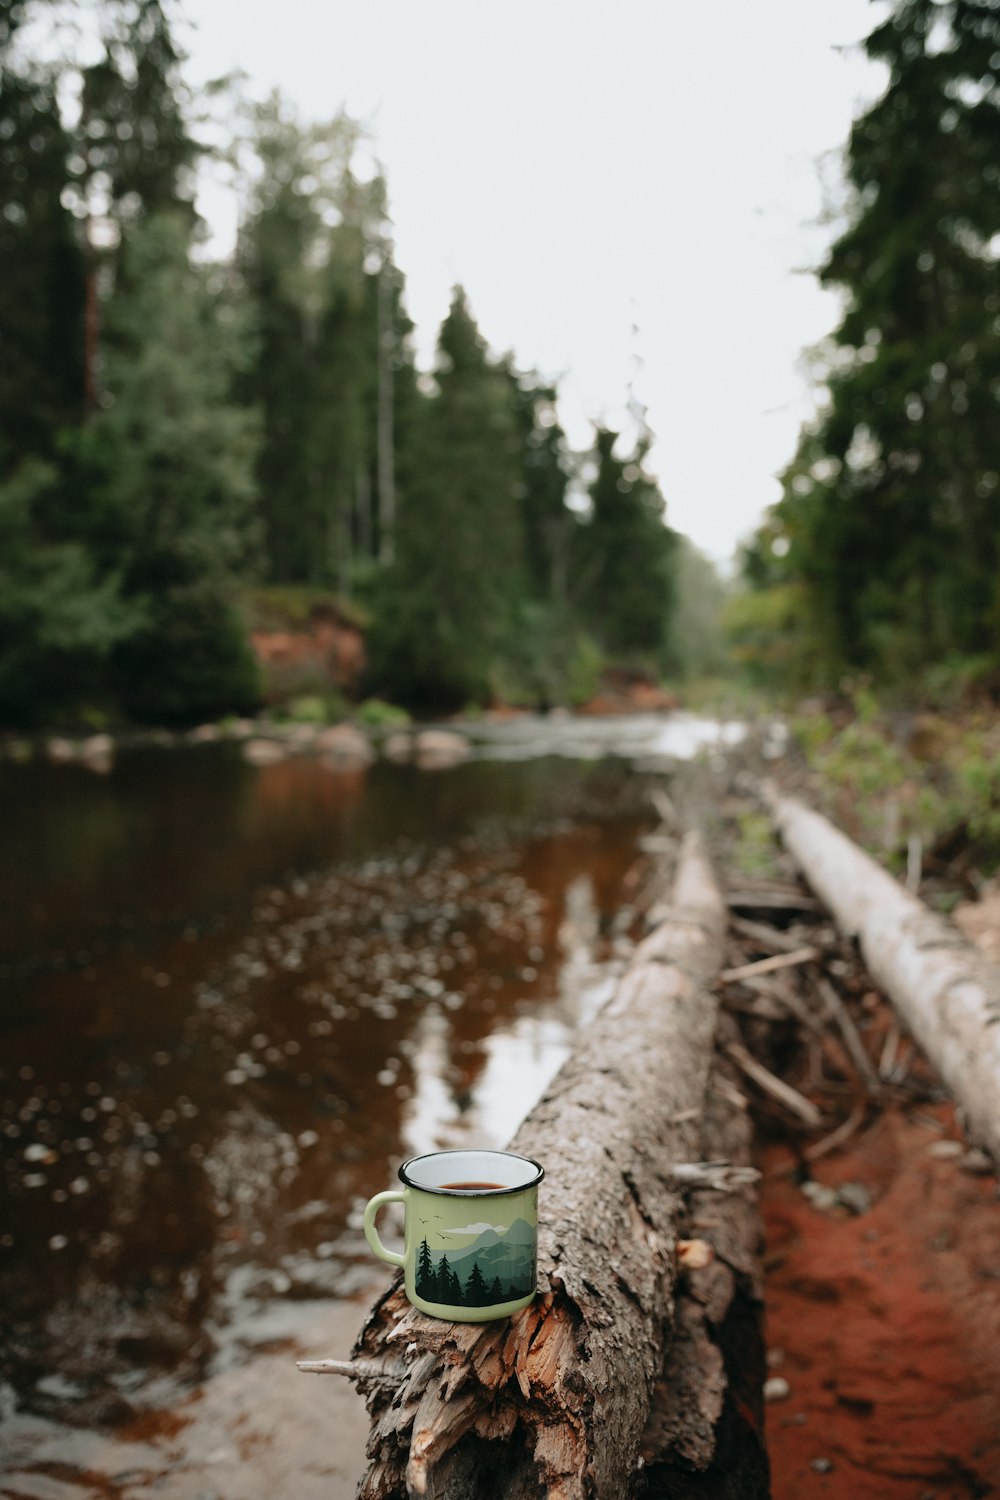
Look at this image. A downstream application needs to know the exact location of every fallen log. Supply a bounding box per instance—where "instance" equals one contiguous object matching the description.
[761,782,1000,1163]
[344,830,766,1499]
[636,1051,768,1500]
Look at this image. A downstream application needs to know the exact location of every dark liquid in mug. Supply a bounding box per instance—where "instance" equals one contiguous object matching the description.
[440,1181,506,1190]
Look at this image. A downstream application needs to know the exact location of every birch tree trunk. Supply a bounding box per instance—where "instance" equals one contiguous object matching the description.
[761,781,1000,1163]
[347,830,765,1500]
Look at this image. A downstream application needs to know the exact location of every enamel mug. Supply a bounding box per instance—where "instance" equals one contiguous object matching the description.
[363,1148,544,1321]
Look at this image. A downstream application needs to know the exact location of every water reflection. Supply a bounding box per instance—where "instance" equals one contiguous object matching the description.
[0,749,654,1471]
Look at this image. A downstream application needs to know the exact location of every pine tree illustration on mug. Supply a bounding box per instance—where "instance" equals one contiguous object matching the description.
[414,1222,536,1307]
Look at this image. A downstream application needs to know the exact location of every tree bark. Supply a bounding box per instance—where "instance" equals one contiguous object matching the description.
[348,830,766,1500]
[761,781,1000,1163]
[636,1039,768,1500]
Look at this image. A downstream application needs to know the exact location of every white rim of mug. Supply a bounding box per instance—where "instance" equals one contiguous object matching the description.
[397,1148,544,1197]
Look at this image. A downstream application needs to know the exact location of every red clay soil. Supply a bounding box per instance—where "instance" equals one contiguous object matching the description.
[760,1102,1000,1499]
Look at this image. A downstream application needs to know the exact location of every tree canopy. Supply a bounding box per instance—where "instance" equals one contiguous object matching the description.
[737,0,1000,689]
[0,0,680,727]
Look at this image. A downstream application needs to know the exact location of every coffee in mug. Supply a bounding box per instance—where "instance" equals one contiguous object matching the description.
[363,1148,543,1322]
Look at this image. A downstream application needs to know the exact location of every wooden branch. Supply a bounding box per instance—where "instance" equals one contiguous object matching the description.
[761,782,1000,1163]
[730,914,818,955]
[814,975,882,1095]
[723,1040,823,1129]
[349,830,758,1500]
[719,946,819,984]
[725,889,820,913]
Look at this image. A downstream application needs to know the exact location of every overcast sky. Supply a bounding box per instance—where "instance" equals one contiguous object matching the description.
[178,0,886,567]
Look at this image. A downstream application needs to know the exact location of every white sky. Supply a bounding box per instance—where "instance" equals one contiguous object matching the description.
[179,0,886,567]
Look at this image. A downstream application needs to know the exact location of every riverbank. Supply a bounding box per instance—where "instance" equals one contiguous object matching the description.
[0,705,751,776]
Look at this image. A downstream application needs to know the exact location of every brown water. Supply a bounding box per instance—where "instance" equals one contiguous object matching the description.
[0,744,656,1495]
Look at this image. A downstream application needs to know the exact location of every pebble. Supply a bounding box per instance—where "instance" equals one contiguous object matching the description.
[801,1181,840,1214]
[810,1458,834,1473]
[763,1376,790,1402]
[243,738,287,766]
[959,1148,994,1176]
[414,729,471,770]
[314,724,374,767]
[836,1181,872,1215]
[926,1139,964,1159]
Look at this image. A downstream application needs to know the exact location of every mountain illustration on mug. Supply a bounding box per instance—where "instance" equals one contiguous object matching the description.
[414,1216,537,1308]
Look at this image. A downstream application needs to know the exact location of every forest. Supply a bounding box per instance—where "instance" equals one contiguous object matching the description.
[1,0,998,731]
[1,0,679,727]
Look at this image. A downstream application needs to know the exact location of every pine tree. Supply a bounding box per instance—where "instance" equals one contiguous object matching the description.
[574,427,676,666]
[464,1260,488,1307]
[79,215,260,722]
[0,64,85,469]
[434,1252,453,1304]
[370,288,525,707]
[415,1238,435,1301]
[240,103,401,588]
[78,0,198,232]
[512,376,573,604]
[488,1276,504,1304]
[751,0,1000,683]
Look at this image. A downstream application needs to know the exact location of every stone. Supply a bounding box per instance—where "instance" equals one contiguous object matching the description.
[382,731,414,764]
[79,733,114,773]
[46,737,76,764]
[315,724,374,768]
[242,738,287,766]
[414,729,471,770]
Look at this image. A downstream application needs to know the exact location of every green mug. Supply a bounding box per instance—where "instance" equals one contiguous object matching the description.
[363,1148,544,1322]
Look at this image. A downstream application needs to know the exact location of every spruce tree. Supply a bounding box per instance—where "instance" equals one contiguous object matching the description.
[240,104,401,587]
[464,1260,488,1307]
[415,1238,435,1301]
[574,427,676,667]
[78,0,198,231]
[0,66,85,468]
[79,216,260,722]
[435,1252,455,1303]
[371,288,525,707]
[753,0,1000,683]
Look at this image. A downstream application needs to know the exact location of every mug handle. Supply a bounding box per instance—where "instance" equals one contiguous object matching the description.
[363,1189,406,1267]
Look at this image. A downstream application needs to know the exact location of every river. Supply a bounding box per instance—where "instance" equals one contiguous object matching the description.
[0,713,743,1498]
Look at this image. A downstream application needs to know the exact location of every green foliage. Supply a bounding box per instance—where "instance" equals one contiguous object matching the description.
[730,810,782,880]
[112,579,259,724]
[953,735,1000,851]
[76,213,261,722]
[0,459,139,723]
[267,691,348,725]
[239,99,407,590]
[2,7,685,726]
[724,582,827,689]
[354,698,410,729]
[743,0,1000,689]
[78,0,198,231]
[573,428,676,668]
[0,64,85,468]
[791,696,1000,873]
[242,585,368,633]
[370,288,526,707]
[667,538,729,680]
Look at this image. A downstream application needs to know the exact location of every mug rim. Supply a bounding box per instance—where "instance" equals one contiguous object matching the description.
[398,1148,544,1197]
